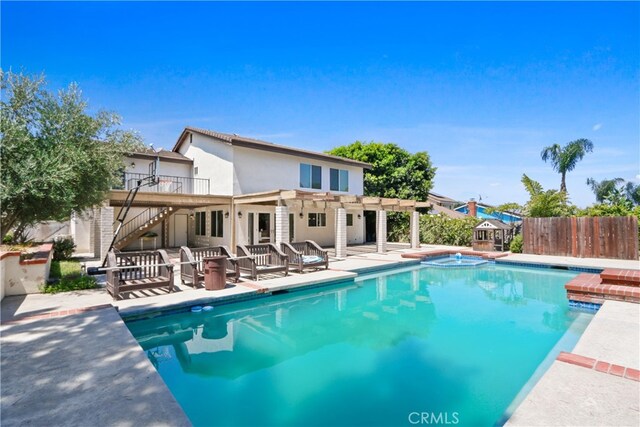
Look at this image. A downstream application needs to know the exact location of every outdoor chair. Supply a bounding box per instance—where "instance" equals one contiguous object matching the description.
[281,240,329,273]
[236,243,289,280]
[105,249,174,300]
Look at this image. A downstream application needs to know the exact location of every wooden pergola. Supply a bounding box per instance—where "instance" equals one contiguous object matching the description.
[231,189,430,257]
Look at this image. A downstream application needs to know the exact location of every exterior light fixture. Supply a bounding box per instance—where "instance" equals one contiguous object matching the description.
[238,211,243,219]
[357,214,362,219]
[299,212,304,219]
[224,212,229,219]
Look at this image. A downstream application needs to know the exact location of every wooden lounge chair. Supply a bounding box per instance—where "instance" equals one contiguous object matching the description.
[281,240,329,273]
[105,249,174,300]
[179,246,241,288]
[236,243,289,280]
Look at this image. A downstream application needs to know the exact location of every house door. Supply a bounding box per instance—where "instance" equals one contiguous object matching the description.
[258,213,271,243]
[364,211,376,243]
[289,213,294,242]
[173,214,188,247]
[248,213,255,245]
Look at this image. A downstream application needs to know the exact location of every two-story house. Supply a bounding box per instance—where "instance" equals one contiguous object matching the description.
[93,127,428,260]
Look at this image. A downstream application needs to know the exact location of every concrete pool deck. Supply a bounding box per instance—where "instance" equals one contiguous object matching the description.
[1,245,639,426]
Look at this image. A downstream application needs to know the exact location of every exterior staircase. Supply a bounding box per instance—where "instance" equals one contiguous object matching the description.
[566,268,640,306]
[113,207,174,250]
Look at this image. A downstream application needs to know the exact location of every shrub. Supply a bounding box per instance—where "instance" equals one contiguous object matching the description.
[419,214,480,246]
[510,234,523,253]
[43,275,97,294]
[53,236,76,260]
[2,233,13,244]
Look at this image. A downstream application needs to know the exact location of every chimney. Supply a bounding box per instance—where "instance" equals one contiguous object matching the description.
[468,199,477,218]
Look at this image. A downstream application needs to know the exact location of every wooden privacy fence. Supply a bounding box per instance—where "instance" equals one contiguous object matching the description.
[523,216,639,260]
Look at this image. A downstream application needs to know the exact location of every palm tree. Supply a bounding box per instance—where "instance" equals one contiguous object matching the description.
[586,177,624,203]
[540,139,594,193]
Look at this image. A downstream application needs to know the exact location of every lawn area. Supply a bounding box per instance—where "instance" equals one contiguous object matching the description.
[45,260,97,293]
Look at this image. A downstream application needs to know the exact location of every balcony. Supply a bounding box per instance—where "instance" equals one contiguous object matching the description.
[116,173,210,195]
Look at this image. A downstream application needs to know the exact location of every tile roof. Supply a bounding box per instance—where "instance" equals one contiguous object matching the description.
[173,126,372,169]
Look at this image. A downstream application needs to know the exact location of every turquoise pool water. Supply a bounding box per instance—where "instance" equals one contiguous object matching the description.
[127,264,593,427]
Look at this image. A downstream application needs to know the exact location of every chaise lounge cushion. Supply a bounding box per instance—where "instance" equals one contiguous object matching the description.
[302,255,324,264]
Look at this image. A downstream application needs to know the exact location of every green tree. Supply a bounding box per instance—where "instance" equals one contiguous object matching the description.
[327,141,436,201]
[586,177,625,203]
[0,70,142,240]
[521,174,574,217]
[541,138,594,193]
[327,141,436,240]
[625,182,640,205]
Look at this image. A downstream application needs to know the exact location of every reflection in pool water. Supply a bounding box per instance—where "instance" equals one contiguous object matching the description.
[127,264,593,427]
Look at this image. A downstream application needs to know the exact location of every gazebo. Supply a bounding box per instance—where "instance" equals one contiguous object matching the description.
[472,219,514,252]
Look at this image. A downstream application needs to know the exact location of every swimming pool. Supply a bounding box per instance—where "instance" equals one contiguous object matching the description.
[126,264,593,427]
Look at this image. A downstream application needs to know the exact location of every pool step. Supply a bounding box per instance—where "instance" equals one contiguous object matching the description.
[566,270,640,305]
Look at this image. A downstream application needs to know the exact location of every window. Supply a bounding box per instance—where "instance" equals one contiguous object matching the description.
[330,168,349,192]
[346,213,353,226]
[210,210,223,237]
[308,213,326,227]
[300,163,322,189]
[195,212,206,236]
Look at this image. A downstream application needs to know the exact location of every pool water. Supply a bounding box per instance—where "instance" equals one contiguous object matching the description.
[421,255,488,267]
[127,264,593,427]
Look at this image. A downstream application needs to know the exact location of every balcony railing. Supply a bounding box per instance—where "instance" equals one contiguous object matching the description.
[115,173,211,195]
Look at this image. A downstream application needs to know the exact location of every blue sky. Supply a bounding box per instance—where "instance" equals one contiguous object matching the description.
[3,1,639,207]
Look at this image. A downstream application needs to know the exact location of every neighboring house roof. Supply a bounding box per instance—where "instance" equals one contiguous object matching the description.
[427,203,468,219]
[129,148,193,164]
[475,219,514,230]
[173,126,373,169]
[454,202,522,220]
[428,191,459,205]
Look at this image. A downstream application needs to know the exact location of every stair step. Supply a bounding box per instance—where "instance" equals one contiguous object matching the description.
[565,273,640,304]
[600,268,640,287]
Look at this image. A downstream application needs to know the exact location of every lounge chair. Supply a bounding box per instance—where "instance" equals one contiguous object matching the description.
[236,243,289,280]
[179,246,242,288]
[105,249,174,300]
[281,240,329,273]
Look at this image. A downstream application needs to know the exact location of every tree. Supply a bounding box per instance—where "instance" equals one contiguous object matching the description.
[327,141,436,201]
[327,141,436,241]
[521,174,574,217]
[0,70,142,240]
[586,177,625,203]
[625,182,640,205]
[540,138,594,193]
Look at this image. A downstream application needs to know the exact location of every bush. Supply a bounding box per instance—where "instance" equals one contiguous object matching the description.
[2,233,13,244]
[510,234,523,253]
[53,236,76,260]
[43,275,97,294]
[419,214,480,246]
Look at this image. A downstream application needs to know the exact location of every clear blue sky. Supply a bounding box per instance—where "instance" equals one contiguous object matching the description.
[3,1,639,207]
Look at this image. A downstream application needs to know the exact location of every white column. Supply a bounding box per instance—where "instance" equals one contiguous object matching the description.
[376,210,387,253]
[275,205,289,246]
[99,206,114,260]
[335,207,347,259]
[410,211,421,249]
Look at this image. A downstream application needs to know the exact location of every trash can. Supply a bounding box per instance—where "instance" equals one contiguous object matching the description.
[203,256,227,291]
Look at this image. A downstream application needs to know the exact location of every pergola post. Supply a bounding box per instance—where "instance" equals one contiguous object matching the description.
[410,211,421,249]
[275,205,289,246]
[376,209,387,253]
[335,207,347,259]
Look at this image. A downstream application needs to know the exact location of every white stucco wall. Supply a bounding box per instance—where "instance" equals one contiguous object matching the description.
[124,156,192,179]
[232,146,364,196]
[189,205,233,248]
[179,133,235,196]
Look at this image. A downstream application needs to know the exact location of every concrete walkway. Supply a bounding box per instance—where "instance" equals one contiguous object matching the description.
[507,300,640,426]
[1,307,190,427]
